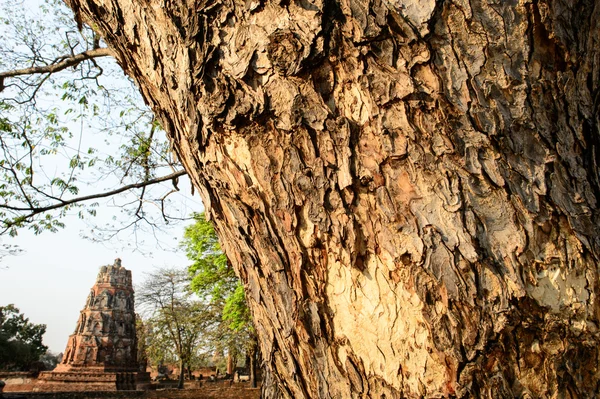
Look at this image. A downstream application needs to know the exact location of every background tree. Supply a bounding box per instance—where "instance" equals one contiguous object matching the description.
[140,317,176,373]
[38,351,62,371]
[0,304,47,371]
[223,285,258,387]
[136,267,216,388]
[183,212,257,384]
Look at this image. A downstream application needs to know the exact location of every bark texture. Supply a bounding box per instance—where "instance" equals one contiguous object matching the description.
[65,0,600,397]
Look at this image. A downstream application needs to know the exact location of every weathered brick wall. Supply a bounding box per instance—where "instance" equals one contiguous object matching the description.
[0,372,37,392]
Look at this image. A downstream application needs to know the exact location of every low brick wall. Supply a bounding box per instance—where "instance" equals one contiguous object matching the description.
[0,372,37,384]
[0,372,38,393]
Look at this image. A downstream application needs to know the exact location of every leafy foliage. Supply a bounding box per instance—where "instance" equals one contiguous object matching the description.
[182,213,255,374]
[223,284,252,333]
[0,0,192,248]
[183,213,235,302]
[140,317,177,368]
[0,304,48,371]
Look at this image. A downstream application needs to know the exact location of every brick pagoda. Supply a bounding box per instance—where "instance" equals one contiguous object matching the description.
[38,259,149,391]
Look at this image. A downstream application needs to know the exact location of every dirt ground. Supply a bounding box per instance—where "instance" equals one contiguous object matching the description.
[142,386,261,399]
[2,384,261,399]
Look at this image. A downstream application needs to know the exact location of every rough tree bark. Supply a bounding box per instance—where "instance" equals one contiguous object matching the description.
[250,338,259,388]
[65,0,600,397]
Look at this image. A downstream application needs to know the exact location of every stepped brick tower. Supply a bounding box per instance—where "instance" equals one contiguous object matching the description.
[38,259,149,391]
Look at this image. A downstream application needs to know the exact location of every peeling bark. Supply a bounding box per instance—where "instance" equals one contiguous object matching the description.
[65,0,600,397]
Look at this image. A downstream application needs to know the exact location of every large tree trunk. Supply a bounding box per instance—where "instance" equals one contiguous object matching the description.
[66,0,600,397]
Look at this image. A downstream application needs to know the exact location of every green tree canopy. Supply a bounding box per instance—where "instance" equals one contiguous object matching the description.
[182,213,256,382]
[183,212,252,332]
[0,304,47,371]
[182,213,233,301]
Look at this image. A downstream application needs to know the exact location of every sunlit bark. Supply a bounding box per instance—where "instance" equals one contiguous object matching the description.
[66,0,600,397]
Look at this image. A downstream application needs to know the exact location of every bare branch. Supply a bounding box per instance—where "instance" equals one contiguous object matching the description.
[0,47,113,90]
[1,169,188,227]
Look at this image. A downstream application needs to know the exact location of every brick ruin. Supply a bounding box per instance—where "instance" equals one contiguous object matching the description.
[38,259,149,391]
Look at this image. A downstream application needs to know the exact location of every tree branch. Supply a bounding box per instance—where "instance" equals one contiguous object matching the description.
[0,47,113,91]
[1,169,187,216]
